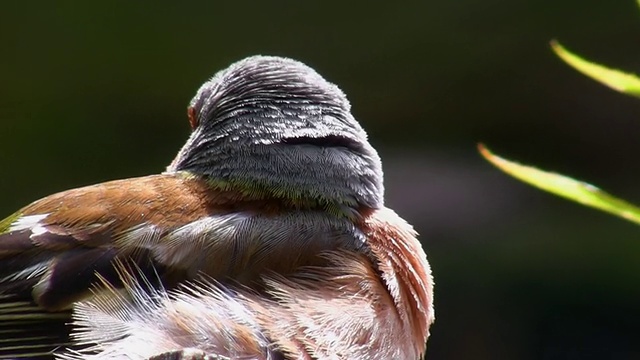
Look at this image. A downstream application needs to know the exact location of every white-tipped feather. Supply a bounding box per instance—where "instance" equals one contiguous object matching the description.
[0,262,49,283]
[9,214,49,232]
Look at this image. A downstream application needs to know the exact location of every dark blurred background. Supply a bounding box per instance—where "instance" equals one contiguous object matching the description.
[2,1,640,359]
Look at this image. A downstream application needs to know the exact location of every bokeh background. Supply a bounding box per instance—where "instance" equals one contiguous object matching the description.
[2,1,640,359]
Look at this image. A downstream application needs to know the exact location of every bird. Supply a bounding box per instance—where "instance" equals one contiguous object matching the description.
[0,55,434,359]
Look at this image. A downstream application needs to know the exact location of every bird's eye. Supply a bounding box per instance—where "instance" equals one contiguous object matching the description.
[187,106,198,129]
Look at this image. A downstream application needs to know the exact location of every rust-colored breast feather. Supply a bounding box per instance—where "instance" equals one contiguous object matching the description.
[362,208,434,354]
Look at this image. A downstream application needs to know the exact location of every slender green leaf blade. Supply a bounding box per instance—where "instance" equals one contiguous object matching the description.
[479,144,640,225]
[551,40,640,98]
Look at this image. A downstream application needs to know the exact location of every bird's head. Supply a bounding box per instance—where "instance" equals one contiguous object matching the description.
[168,56,384,214]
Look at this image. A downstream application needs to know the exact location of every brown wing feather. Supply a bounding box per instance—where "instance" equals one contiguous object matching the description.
[0,174,221,359]
[24,174,220,234]
[0,174,219,309]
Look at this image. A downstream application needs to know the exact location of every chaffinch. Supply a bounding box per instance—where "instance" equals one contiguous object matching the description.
[0,56,434,359]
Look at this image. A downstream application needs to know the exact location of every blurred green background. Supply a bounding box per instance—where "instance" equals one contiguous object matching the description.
[2,1,640,359]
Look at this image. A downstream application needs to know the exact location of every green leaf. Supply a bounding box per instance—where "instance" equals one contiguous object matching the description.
[551,40,640,98]
[479,144,640,225]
